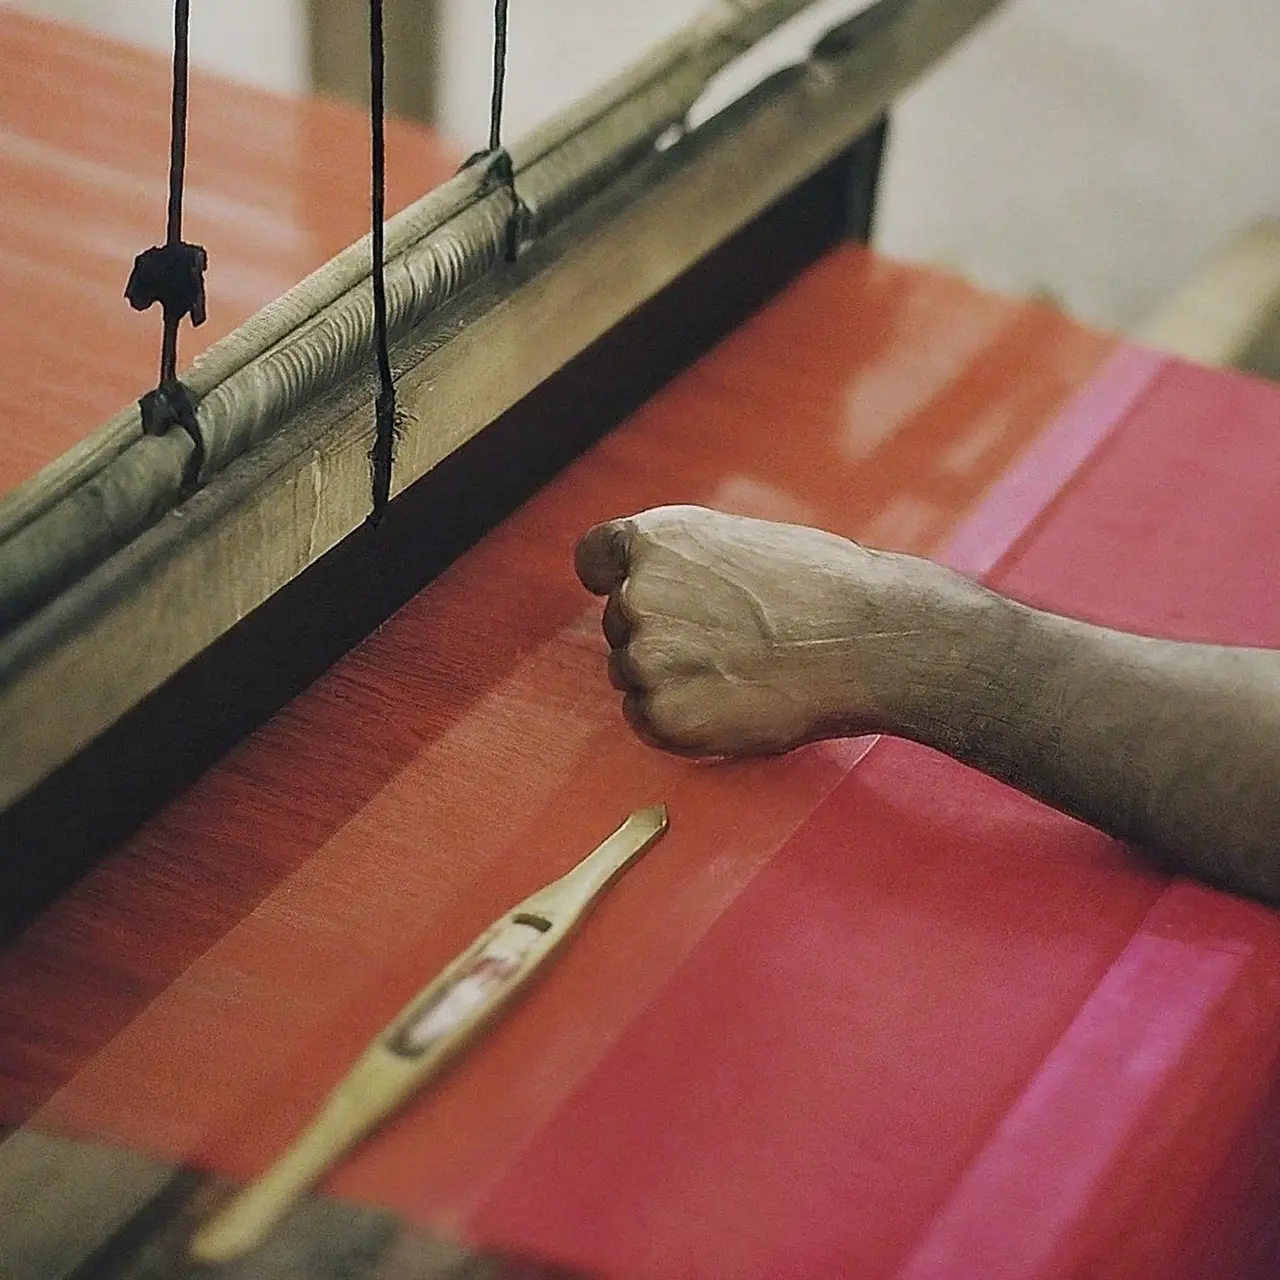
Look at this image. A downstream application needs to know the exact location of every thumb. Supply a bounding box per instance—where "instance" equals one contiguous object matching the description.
[574,517,636,595]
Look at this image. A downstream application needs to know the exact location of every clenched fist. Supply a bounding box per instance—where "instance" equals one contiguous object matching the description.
[573,505,968,757]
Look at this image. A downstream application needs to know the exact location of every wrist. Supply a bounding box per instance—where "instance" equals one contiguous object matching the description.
[844,552,1023,744]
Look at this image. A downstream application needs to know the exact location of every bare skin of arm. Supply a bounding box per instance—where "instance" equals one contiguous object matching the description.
[575,505,1280,905]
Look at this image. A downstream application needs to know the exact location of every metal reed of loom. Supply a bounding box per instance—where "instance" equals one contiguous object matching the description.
[0,0,1003,841]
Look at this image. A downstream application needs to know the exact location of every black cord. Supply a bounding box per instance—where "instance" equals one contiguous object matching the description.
[488,0,510,152]
[487,1,523,261]
[367,0,397,527]
[165,0,191,251]
[368,0,514,524]
[124,0,206,439]
[160,0,193,384]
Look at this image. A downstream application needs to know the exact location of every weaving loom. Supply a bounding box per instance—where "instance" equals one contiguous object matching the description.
[3,2,1280,1277]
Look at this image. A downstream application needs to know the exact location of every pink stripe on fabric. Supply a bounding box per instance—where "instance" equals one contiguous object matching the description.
[894,888,1247,1280]
[941,345,1169,580]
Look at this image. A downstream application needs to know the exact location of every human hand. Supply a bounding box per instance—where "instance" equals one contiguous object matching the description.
[574,505,922,757]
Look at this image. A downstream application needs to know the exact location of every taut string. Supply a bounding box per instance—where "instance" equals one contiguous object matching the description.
[367,0,397,526]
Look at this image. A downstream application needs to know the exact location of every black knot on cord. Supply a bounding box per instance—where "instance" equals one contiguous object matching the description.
[139,377,201,439]
[461,145,514,186]
[125,241,209,328]
[460,147,525,260]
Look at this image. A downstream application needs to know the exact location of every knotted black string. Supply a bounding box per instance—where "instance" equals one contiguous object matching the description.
[124,1,517,521]
[369,0,519,525]
[366,0,397,527]
[124,0,206,441]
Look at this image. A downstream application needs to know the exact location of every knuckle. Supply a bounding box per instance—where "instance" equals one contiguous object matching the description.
[645,685,709,751]
[627,635,671,683]
[602,594,632,649]
[621,691,660,744]
[607,647,643,692]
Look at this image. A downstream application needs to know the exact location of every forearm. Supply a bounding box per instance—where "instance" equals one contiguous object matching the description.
[867,556,1280,903]
[573,507,1280,902]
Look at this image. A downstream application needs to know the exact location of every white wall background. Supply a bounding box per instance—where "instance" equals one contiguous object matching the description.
[879,0,1280,328]
[11,0,309,90]
[9,0,1280,330]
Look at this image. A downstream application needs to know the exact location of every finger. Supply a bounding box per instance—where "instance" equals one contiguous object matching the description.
[622,688,711,759]
[601,588,634,650]
[621,691,663,748]
[608,647,645,692]
[574,518,636,595]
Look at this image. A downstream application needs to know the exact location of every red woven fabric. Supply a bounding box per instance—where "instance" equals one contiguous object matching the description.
[472,356,1280,1280]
